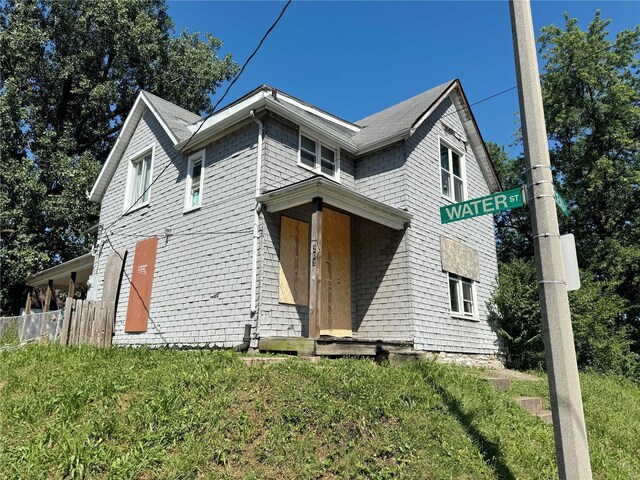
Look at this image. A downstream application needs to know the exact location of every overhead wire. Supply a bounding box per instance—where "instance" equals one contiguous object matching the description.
[96,0,292,316]
[97,19,618,242]
[103,0,292,234]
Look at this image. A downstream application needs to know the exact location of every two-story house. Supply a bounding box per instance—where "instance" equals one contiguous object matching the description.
[88,79,502,361]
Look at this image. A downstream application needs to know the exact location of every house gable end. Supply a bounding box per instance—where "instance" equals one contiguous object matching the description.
[89,92,195,203]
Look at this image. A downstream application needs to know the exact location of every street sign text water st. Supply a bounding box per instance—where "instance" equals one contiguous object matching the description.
[440,187,524,224]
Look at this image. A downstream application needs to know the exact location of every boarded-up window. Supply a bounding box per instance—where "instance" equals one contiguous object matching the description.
[279,217,310,306]
[125,237,158,332]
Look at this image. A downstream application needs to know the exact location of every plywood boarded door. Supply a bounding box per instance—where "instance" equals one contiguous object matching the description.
[125,237,158,333]
[279,216,310,305]
[321,208,351,337]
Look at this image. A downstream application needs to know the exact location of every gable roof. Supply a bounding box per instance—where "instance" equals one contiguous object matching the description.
[352,80,455,150]
[90,80,500,203]
[140,91,202,143]
[89,90,202,202]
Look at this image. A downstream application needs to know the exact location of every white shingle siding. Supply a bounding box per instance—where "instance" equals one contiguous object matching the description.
[92,109,258,347]
[261,114,355,193]
[404,97,499,354]
[354,217,412,341]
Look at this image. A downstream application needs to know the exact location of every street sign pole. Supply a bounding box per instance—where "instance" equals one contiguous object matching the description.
[509,1,592,479]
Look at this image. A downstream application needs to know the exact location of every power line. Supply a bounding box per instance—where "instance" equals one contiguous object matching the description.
[100,17,617,240]
[104,0,292,234]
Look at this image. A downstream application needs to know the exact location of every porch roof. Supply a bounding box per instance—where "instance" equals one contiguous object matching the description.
[256,177,412,230]
[26,253,94,289]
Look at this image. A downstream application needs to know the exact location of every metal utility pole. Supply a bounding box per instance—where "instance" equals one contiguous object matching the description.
[509,1,592,478]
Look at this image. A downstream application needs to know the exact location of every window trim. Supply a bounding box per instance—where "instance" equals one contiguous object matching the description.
[297,129,341,182]
[123,144,155,213]
[184,149,206,213]
[438,136,467,203]
[447,273,478,321]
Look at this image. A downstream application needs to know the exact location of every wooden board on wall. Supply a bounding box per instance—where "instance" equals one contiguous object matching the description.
[125,237,158,333]
[279,216,310,306]
[321,208,351,337]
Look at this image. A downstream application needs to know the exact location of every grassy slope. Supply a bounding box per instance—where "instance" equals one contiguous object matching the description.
[0,347,637,479]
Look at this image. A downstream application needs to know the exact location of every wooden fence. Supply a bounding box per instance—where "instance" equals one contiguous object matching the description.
[59,297,113,347]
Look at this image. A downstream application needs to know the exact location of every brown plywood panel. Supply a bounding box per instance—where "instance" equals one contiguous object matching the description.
[125,237,158,333]
[321,208,351,337]
[279,216,310,305]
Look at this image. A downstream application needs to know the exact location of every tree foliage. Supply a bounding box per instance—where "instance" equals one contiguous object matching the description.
[491,259,638,379]
[491,12,640,373]
[540,11,640,328]
[0,0,238,313]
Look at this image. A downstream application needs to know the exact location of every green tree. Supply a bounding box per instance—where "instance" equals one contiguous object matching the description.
[488,142,532,262]
[490,12,640,372]
[539,11,640,337]
[0,0,238,314]
[491,259,638,379]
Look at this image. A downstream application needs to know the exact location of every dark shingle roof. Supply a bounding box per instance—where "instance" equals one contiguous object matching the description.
[351,80,455,147]
[141,91,202,142]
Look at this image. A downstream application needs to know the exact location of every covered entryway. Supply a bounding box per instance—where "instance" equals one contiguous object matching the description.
[257,177,412,341]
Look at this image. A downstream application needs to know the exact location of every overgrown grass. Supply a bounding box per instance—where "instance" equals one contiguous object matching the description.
[0,346,637,479]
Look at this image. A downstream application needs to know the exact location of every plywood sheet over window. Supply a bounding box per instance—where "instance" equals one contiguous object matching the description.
[321,208,351,337]
[125,237,158,333]
[279,216,310,306]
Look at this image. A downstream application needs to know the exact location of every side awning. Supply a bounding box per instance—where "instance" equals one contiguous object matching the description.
[256,177,412,230]
[26,253,95,289]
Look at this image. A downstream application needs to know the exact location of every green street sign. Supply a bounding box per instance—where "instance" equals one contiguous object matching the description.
[554,190,570,217]
[440,187,524,224]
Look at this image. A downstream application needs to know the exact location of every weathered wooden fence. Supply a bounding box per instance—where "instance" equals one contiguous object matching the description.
[59,297,113,347]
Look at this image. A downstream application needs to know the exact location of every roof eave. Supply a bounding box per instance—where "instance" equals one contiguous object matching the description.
[356,131,410,156]
[265,98,358,153]
[175,89,271,151]
[26,253,95,288]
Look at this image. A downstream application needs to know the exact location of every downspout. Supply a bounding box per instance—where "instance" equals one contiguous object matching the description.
[249,110,263,315]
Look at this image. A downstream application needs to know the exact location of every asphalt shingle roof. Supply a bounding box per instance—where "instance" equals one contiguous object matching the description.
[351,80,455,147]
[141,91,202,142]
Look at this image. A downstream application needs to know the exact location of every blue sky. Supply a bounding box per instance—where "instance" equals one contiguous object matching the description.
[168,1,639,154]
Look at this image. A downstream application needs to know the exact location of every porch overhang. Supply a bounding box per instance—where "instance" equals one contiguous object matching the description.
[256,177,412,230]
[26,253,94,289]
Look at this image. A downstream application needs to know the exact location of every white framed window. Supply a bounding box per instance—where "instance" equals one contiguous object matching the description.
[448,273,477,320]
[185,149,205,212]
[124,145,154,211]
[298,131,340,180]
[440,141,465,202]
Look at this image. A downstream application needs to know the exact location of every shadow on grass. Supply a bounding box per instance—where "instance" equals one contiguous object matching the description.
[423,374,516,480]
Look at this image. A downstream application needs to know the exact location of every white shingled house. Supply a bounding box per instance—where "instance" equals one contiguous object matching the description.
[87,79,503,361]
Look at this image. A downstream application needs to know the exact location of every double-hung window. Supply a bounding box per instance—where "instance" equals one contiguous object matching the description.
[126,147,154,210]
[185,150,205,211]
[448,274,476,319]
[299,132,339,179]
[440,142,464,202]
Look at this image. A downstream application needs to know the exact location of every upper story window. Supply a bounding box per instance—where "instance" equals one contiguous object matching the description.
[440,142,465,202]
[448,273,477,319]
[125,146,154,211]
[299,132,339,180]
[185,149,205,211]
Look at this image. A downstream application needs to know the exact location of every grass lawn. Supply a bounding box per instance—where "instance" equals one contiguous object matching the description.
[0,346,638,479]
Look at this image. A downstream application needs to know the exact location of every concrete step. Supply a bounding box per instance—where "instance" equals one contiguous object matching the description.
[516,396,543,413]
[484,377,512,391]
[240,357,287,367]
[536,410,553,424]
